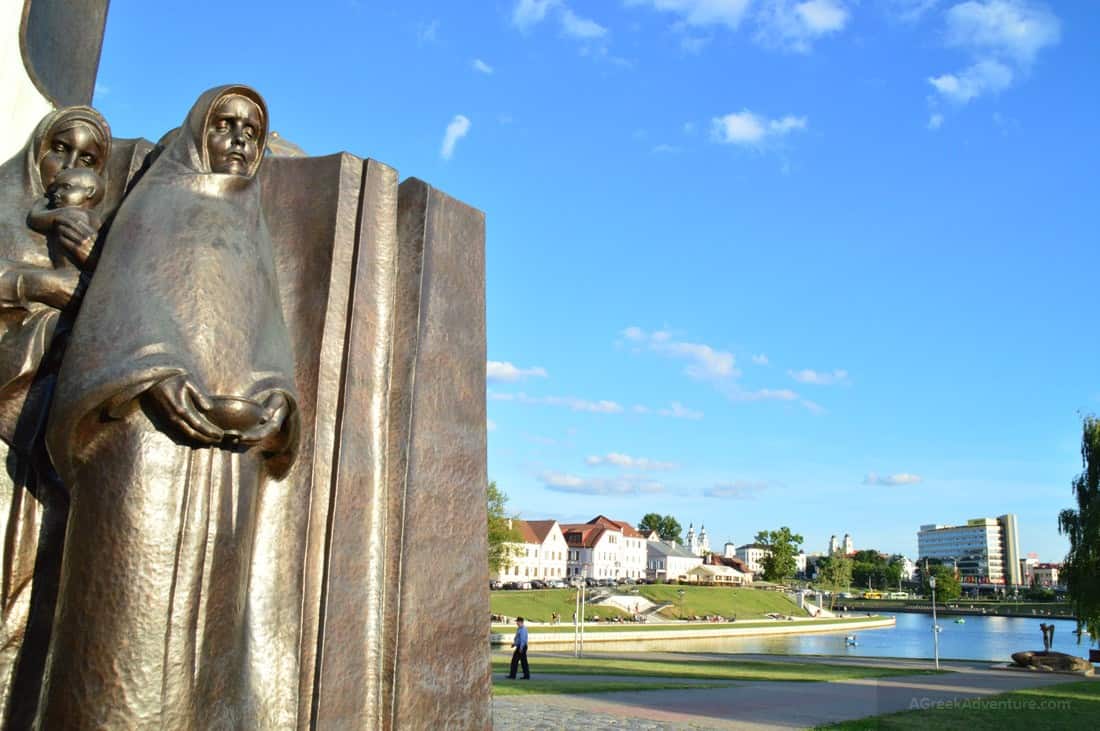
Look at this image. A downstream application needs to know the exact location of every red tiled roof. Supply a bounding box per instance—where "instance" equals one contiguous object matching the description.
[586,515,642,538]
[707,554,750,572]
[508,519,540,545]
[526,520,560,544]
[561,523,608,548]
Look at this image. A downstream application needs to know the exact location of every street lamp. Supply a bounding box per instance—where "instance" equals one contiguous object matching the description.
[929,575,940,670]
[678,589,686,621]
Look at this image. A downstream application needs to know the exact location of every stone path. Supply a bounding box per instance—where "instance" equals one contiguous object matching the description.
[492,655,1096,730]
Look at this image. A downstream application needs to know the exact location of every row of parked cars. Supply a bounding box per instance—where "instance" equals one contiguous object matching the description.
[490,576,648,591]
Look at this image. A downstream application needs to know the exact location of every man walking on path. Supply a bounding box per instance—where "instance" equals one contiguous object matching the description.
[507,617,530,679]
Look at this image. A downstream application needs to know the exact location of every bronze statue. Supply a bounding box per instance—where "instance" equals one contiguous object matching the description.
[0,82,490,729]
[0,105,111,721]
[38,85,299,729]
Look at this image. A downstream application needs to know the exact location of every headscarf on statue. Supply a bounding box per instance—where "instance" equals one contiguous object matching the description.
[0,107,110,451]
[47,85,298,482]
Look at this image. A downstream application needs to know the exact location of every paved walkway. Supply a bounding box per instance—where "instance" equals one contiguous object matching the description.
[492,654,1096,730]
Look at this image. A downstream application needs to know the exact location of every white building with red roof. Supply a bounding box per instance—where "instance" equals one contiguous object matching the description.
[561,515,648,581]
[493,519,568,583]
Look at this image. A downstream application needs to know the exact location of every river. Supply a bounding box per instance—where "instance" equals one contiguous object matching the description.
[653,612,1091,662]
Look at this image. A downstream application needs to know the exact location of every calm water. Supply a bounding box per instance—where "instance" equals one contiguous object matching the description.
[551,613,1094,662]
[715,612,1090,662]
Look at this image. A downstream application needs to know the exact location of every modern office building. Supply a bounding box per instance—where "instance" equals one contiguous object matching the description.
[917,514,1021,587]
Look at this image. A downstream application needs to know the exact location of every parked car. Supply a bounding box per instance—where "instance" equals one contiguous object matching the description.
[550,580,568,589]
[489,580,502,590]
[519,581,532,590]
[585,578,599,587]
[529,579,547,590]
[618,577,635,585]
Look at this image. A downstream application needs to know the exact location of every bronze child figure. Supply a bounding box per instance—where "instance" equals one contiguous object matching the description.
[26,166,104,269]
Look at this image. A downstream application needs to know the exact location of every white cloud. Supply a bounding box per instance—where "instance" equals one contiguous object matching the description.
[657,401,704,419]
[800,399,825,414]
[417,19,440,44]
[512,0,560,30]
[705,480,773,498]
[864,472,923,486]
[944,0,1060,65]
[487,360,549,382]
[927,1,1060,112]
[586,453,678,470]
[727,387,798,402]
[560,7,608,38]
[623,326,737,379]
[796,0,849,32]
[928,59,1014,103]
[711,110,807,146]
[472,58,494,74]
[540,471,666,496]
[928,113,945,130]
[489,391,624,414]
[886,0,942,22]
[755,0,851,52]
[625,0,753,29]
[788,368,849,385]
[513,0,610,49]
[624,326,827,413]
[440,115,471,160]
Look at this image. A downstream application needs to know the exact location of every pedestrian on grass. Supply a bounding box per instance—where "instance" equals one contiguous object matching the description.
[507,617,530,680]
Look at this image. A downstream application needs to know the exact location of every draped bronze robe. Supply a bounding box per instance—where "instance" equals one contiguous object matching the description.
[0,107,111,723]
[39,86,300,730]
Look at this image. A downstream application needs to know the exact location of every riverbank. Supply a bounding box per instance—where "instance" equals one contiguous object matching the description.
[490,614,894,647]
[849,602,1074,620]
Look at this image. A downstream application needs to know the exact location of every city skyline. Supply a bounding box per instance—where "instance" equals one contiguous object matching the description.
[89,1,1099,564]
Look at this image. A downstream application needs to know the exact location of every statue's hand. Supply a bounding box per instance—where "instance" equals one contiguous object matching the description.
[51,208,101,269]
[148,374,224,445]
[22,268,85,309]
[237,391,293,452]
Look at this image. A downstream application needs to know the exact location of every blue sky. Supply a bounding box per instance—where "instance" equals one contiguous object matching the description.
[94,1,1097,562]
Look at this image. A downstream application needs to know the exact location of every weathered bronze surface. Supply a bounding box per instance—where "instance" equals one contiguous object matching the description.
[20,0,110,108]
[0,81,489,728]
[0,104,115,728]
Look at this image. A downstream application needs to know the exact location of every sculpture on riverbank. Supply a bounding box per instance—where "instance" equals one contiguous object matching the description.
[0,82,490,729]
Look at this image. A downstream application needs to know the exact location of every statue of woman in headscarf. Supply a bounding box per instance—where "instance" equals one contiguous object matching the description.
[0,106,111,721]
[38,85,300,730]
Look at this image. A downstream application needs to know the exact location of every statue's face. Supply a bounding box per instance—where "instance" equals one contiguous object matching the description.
[49,169,98,208]
[39,124,104,188]
[206,95,262,176]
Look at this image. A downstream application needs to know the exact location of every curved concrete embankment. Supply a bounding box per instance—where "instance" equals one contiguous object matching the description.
[490,616,895,647]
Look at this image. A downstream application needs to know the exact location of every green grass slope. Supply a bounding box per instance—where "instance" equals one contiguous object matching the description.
[490,589,628,623]
[636,585,808,619]
[490,586,808,623]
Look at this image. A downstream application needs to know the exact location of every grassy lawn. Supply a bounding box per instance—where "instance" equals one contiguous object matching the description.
[493,679,731,696]
[489,655,945,682]
[816,680,1100,730]
[492,615,884,634]
[491,586,811,624]
[490,589,629,622]
[637,585,808,619]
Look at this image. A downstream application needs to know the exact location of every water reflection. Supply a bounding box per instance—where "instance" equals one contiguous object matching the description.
[540,613,1093,662]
